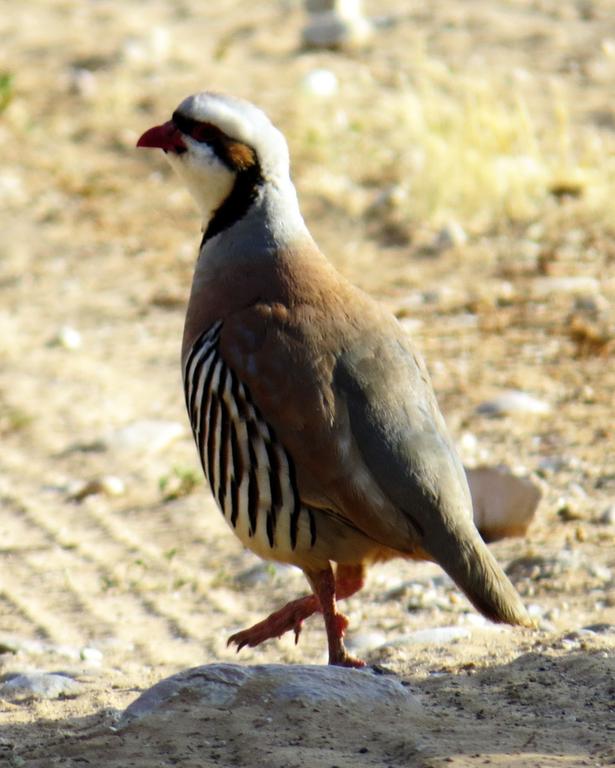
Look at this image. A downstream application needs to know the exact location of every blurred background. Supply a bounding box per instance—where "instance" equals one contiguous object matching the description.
[0,0,613,759]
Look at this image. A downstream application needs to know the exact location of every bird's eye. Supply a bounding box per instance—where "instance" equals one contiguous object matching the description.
[191,123,225,144]
[172,112,225,146]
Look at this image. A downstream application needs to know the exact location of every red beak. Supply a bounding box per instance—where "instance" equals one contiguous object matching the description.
[136,120,186,153]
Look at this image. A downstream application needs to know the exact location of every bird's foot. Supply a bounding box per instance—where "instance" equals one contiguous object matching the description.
[324,611,365,667]
[227,593,318,652]
[329,651,366,668]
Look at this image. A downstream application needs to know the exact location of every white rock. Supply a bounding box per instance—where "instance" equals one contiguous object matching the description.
[80,646,104,664]
[68,475,125,501]
[386,626,471,647]
[302,8,371,49]
[67,67,97,99]
[53,325,82,350]
[0,171,26,204]
[466,465,541,541]
[532,276,599,298]
[103,420,185,453]
[345,631,387,653]
[0,672,81,701]
[302,68,339,98]
[476,390,551,417]
[432,221,468,251]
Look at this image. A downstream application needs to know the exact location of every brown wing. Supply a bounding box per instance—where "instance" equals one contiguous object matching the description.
[217,292,472,558]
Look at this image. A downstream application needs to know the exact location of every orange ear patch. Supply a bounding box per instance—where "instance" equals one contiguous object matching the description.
[225,140,257,171]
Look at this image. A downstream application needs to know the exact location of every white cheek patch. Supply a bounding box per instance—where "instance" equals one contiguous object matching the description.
[166,144,235,222]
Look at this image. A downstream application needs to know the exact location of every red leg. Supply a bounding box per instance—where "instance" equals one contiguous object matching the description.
[227,593,318,651]
[226,562,366,659]
[306,564,365,668]
[334,563,365,600]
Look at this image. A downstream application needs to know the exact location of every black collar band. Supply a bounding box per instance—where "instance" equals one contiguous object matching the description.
[201,162,264,244]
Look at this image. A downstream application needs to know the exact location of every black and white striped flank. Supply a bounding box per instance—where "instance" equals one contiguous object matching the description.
[182,322,316,558]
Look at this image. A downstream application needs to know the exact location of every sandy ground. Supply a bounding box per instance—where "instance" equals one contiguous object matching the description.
[0,1,614,766]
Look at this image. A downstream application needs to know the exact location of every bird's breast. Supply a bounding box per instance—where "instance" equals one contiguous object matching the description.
[182,321,320,564]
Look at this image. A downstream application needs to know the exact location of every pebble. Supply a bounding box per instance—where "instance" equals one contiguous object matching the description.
[302,0,372,49]
[557,499,584,522]
[589,564,612,582]
[345,631,387,653]
[302,68,339,98]
[598,505,615,525]
[232,563,285,588]
[476,390,551,417]
[51,325,82,350]
[0,171,26,205]
[66,67,97,99]
[385,626,471,647]
[102,420,185,453]
[466,465,540,542]
[572,294,610,316]
[0,672,81,701]
[68,475,125,501]
[431,221,468,251]
[80,647,103,665]
[531,276,599,298]
[537,456,569,473]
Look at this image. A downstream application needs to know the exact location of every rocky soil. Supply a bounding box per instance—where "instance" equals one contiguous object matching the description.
[0,1,613,766]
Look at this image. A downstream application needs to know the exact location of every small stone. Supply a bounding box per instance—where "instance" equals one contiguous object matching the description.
[588,564,612,582]
[598,505,615,525]
[0,171,26,205]
[302,68,339,98]
[103,420,185,454]
[466,466,541,542]
[80,647,103,664]
[476,390,551,417]
[66,67,97,99]
[432,221,467,251]
[386,626,471,647]
[531,276,599,298]
[582,623,615,635]
[575,525,587,542]
[526,603,545,619]
[0,672,81,701]
[51,326,82,350]
[68,475,125,501]
[233,563,286,588]
[557,500,584,522]
[302,0,372,49]
[345,631,387,653]
[537,456,569,473]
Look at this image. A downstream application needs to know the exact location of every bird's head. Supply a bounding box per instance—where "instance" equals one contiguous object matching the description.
[137,92,291,236]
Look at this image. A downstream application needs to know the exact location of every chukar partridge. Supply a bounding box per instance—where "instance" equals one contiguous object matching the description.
[137,92,531,667]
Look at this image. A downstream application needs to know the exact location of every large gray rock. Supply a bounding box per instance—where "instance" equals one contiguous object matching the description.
[120,663,419,726]
[117,664,425,764]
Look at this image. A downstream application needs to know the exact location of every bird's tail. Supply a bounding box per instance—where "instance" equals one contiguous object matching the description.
[424,516,533,627]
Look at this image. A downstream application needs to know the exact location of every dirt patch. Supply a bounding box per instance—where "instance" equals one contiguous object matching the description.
[0,1,613,766]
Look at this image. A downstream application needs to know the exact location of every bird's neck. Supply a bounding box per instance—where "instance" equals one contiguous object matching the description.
[182,178,320,358]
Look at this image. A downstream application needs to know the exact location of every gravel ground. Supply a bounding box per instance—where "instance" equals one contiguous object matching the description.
[0,2,613,766]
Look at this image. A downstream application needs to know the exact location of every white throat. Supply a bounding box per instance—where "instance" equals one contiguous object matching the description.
[166,147,235,226]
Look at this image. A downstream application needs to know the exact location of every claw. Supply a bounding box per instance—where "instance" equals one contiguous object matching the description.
[226,593,318,652]
[293,619,304,645]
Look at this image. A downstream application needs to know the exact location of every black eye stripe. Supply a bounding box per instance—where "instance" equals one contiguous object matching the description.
[172,112,227,144]
[173,112,258,174]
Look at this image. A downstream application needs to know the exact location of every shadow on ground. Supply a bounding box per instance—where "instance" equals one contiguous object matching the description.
[4,650,613,768]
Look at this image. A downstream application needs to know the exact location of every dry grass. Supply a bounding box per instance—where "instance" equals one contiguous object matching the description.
[286,55,615,235]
